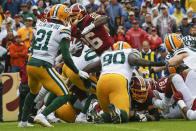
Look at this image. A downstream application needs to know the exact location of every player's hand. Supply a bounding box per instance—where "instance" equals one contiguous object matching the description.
[173,91,183,102]
[69,38,83,55]
[78,70,89,79]
[81,23,95,35]
[135,113,148,122]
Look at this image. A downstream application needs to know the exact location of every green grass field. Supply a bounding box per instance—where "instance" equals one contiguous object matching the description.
[1,120,196,131]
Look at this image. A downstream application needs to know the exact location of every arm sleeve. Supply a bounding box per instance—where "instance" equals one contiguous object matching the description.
[60,38,79,74]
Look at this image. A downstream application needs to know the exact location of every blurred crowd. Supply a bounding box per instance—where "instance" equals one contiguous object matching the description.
[0,0,196,78]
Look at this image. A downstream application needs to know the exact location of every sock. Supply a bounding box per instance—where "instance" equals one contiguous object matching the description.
[120,110,128,123]
[44,92,57,106]
[101,113,111,123]
[82,94,96,114]
[42,95,70,116]
[21,93,37,121]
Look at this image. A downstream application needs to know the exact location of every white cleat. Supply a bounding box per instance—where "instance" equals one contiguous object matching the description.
[34,113,53,127]
[18,121,34,128]
[37,105,46,115]
[47,112,61,123]
[75,112,88,123]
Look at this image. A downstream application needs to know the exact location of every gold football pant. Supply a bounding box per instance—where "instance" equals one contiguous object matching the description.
[27,65,69,96]
[62,64,96,94]
[97,74,130,117]
[55,102,77,123]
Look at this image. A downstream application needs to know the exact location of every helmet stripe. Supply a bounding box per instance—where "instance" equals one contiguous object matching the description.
[53,4,61,17]
[168,34,176,50]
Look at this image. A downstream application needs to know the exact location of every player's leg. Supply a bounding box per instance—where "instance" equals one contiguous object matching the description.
[171,74,194,107]
[62,64,96,94]
[184,70,196,96]
[108,74,130,123]
[55,102,77,123]
[96,75,110,123]
[34,67,70,127]
[19,65,42,127]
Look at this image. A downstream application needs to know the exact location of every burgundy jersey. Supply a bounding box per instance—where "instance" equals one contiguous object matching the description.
[71,13,114,55]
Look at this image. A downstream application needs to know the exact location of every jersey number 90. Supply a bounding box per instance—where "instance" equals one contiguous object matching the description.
[103,52,125,66]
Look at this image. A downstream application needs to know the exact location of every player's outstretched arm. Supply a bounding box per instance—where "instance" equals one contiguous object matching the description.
[60,38,79,74]
[128,53,166,67]
[83,60,102,73]
[168,53,188,67]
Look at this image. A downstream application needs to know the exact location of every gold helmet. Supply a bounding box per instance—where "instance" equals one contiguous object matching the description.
[164,33,183,53]
[113,41,131,50]
[50,4,71,26]
[130,76,149,103]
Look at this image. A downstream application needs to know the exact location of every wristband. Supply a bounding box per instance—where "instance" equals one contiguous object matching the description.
[177,100,187,109]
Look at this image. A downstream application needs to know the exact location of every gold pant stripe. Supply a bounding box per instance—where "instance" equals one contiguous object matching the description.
[47,68,69,95]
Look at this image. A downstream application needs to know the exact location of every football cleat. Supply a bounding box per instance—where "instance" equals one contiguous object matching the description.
[34,113,53,127]
[18,121,34,128]
[47,112,61,123]
[90,108,104,124]
[75,112,88,123]
[108,104,121,124]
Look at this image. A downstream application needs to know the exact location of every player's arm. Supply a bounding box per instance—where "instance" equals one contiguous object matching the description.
[167,52,189,67]
[128,53,166,67]
[60,38,88,79]
[81,14,109,35]
[83,60,102,73]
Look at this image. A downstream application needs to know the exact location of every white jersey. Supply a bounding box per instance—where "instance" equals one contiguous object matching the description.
[100,49,135,81]
[173,47,196,71]
[72,45,99,70]
[32,21,71,64]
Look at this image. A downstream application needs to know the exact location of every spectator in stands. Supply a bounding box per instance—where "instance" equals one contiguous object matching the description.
[97,0,109,15]
[2,0,21,17]
[156,0,172,10]
[185,0,196,13]
[156,5,177,39]
[37,0,45,15]
[129,0,139,7]
[147,27,163,51]
[114,26,126,42]
[124,11,136,31]
[139,41,158,80]
[142,13,153,33]
[86,0,100,13]
[23,0,37,6]
[169,0,186,15]
[172,5,184,26]
[105,0,126,36]
[144,0,153,13]
[13,14,24,31]
[140,5,148,24]
[20,3,36,24]
[179,16,192,36]
[17,17,34,48]
[1,11,15,30]
[175,27,182,35]
[125,20,149,51]
[190,26,196,37]
[191,16,196,27]
[151,7,159,26]
[133,6,140,20]
[187,8,193,23]
[45,0,52,7]
[123,0,133,14]
[9,35,28,72]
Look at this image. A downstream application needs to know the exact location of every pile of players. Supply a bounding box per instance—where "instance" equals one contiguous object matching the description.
[18,3,196,128]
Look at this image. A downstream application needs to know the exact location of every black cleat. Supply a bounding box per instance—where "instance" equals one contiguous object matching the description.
[108,104,121,124]
[90,108,104,124]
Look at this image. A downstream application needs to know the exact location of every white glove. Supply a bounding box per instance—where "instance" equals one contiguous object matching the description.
[81,23,95,35]
[136,113,148,122]
[78,70,89,79]
[69,38,83,55]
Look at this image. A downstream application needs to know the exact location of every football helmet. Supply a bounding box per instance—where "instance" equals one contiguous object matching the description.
[130,76,149,103]
[70,3,87,25]
[50,4,71,26]
[164,33,183,53]
[112,41,131,50]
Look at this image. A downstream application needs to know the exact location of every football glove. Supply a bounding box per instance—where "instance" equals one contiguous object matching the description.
[69,38,83,55]
[135,113,148,122]
[81,23,95,35]
[78,70,89,79]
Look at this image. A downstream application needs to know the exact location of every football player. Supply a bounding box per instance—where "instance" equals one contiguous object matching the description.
[69,3,114,56]
[129,76,160,122]
[18,4,89,127]
[83,41,167,123]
